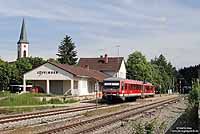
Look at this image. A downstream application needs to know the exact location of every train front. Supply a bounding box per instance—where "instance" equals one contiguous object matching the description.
[102,79,122,100]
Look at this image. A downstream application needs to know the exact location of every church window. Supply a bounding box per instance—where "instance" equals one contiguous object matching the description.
[23,50,26,57]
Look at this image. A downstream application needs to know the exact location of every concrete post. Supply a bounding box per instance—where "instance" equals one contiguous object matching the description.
[71,80,74,95]
[23,77,26,92]
[46,80,50,94]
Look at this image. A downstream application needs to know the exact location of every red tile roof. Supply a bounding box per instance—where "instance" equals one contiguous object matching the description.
[78,57,124,72]
[48,62,109,82]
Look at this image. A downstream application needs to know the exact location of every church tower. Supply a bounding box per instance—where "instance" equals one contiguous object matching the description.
[17,18,29,59]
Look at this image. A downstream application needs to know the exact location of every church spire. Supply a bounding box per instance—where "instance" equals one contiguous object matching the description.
[17,18,29,44]
[17,18,29,59]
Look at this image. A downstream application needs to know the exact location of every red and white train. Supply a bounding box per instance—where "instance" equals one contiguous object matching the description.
[102,77,155,100]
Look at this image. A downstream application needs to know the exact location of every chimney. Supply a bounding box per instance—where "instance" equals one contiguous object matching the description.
[104,54,108,64]
[84,65,89,70]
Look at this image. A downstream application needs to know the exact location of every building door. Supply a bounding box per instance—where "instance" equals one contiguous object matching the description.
[50,80,63,95]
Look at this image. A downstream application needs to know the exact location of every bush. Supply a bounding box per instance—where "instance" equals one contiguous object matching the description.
[64,99,78,103]
[30,93,53,97]
[0,91,11,97]
[0,93,43,106]
[48,98,63,104]
[188,82,200,107]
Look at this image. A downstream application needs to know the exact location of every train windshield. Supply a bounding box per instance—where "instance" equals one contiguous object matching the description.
[103,81,120,90]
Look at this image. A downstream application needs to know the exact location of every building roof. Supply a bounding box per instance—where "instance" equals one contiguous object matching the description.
[49,62,110,82]
[78,57,124,72]
[17,18,29,44]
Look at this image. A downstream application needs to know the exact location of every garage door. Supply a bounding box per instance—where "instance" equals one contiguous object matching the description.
[50,80,63,95]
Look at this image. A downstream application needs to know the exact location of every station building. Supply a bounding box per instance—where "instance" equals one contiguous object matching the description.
[23,62,109,96]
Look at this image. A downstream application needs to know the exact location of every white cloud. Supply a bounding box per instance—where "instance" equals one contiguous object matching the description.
[0,0,200,67]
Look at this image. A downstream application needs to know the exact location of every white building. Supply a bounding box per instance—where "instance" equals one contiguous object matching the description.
[23,62,109,96]
[78,54,127,79]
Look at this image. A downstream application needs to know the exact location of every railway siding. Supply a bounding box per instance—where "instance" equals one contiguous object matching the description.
[0,95,179,134]
[36,96,180,134]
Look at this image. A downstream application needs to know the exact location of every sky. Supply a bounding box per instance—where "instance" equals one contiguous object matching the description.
[0,0,200,68]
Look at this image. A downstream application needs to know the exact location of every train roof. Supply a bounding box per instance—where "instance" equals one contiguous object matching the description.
[104,77,153,86]
[104,77,125,81]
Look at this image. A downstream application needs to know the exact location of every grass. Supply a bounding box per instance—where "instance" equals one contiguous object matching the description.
[64,99,79,103]
[0,92,79,114]
[0,106,65,114]
[0,91,12,97]
[29,93,54,97]
[0,93,45,106]
[0,93,79,107]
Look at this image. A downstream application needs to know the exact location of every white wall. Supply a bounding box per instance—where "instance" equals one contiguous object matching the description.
[18,43,29,58]
[78,78,89,95]
[87,79,96,93]
[102,60,126,79]
[117,60,126,79]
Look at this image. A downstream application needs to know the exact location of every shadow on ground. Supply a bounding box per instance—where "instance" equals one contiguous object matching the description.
[166,106,199,134]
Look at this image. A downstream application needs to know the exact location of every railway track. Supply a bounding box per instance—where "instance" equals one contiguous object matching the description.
[38,97,180,134]
[0,104,106,125]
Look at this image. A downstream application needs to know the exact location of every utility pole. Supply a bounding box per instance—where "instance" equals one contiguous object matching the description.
[142,80,145,99]
[116,45,120,77]
[141,72,145,99]
[95,82,99,109]
[116,45,120,56]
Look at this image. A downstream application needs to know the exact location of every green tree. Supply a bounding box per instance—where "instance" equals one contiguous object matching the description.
[57,35,78,65]
[149,64,162,88]
[188,82,200,107]
[0,58,4,64]
[28,57,46,69]
[151,54,175,92]
[15,58,32,84]
[9,64,20,85]
[0,62,10,90]
[126,51,151,81]
[47,58,59,63]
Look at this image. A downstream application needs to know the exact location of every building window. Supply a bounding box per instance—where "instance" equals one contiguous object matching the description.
[74,81,78,89]
[23,50,26,57]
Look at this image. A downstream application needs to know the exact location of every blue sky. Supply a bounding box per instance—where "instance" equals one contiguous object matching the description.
[0,0,200,68]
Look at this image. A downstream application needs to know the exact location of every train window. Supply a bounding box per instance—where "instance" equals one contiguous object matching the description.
[131,85,134,90]
[125,84,128,90]
[104,81,120,90]
[137,85,142,90]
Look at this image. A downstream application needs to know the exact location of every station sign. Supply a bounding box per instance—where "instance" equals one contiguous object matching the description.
[37,71,58,75]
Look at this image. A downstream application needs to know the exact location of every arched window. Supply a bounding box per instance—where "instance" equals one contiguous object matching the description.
[23,50,26,57]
